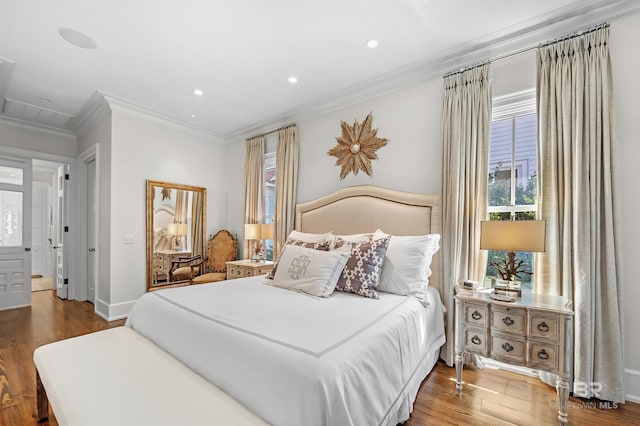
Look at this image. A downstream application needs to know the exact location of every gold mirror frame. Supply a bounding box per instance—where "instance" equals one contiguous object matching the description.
[145,180,206,291]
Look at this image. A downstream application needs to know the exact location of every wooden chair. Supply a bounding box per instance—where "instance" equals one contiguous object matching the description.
[169,255,202,282]
[190,230,238,284]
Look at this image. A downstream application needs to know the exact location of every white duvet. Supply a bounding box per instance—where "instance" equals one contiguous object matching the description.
[126,276,445,426]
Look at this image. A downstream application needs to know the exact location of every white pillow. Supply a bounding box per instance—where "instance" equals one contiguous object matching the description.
[266,245,350,297]
[287,230,335,245]
[374,230,440,303]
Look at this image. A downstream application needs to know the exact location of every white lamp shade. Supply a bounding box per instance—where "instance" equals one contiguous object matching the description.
[260,223,273,240]
[244,223,261,240]
[177,223,188,236]
[167,223,178,235]
[480,220,546,252]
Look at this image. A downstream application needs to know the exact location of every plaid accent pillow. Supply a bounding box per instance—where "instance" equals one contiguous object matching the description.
[333,235,391,299]
[266,238,331,279]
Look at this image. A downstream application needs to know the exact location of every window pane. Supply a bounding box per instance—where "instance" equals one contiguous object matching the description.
[514,114,537,206]
[488,118,512,207]
[0,166,23,185]
[0,190,23,247]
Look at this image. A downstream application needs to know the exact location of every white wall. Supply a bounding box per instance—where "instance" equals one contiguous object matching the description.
[225,13,640,402]
[108,104,228,317]
[226,78,444,239]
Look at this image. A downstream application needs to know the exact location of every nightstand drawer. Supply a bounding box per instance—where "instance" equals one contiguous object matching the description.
[491,306,526,334]
[252,265,273,276]
[464,328,488,355]
[490,333,526,365]
[530,314,559,341]
[227,265,243,278]
[464,303,488,328]
[529,342,558,372]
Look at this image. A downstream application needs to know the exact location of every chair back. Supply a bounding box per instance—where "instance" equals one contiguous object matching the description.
[207,230,238,272]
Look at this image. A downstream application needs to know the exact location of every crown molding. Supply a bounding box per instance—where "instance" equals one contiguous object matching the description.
[0,114,74,137]
[101,93,226,142]
[67,91,111,139]
[226,0,640,142]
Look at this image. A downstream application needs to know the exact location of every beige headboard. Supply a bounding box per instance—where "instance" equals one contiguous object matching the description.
[295,185,442,296]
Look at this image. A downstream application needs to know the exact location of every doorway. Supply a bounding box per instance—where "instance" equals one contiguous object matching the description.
[31,159,67,298]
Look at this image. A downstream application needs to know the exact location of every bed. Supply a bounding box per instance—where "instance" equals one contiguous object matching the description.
[126,185,445,425]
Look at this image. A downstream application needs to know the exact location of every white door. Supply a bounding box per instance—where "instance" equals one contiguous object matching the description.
[31,183,52,277]
[54,164,69,299]
[87,160,96,304]
[0,155,33,310]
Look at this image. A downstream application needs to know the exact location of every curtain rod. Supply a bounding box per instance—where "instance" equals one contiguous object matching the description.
[246,123,296,141]
[443,21,611,77]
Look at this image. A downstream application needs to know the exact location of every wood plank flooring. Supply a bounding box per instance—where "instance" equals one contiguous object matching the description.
[1,290,639,425]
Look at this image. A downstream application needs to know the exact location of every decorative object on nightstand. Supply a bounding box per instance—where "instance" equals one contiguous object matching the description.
[480,219,546,297]
[244,223,273,262]
[167,223,188,251]
[454,290,574,424]
[226,259,274,280]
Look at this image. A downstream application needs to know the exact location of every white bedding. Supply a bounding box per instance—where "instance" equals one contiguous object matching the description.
[126,276,445,426]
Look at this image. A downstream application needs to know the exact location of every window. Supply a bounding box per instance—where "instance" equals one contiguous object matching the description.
[263,152,276,261]
[486,91,538,289]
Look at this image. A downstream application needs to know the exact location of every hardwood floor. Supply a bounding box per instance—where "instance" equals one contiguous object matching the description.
[1,290,639,425]
[0,291,125,425]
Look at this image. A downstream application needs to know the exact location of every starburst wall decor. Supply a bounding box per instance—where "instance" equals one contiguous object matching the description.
[327,113,389,180]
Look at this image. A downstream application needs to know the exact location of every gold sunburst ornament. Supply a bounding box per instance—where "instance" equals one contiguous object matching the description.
[328,113,389,180]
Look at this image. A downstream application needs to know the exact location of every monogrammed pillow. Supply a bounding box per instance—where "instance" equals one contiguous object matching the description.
[266,245,350,297]
[266,237,332,279]
[333,235,391,299]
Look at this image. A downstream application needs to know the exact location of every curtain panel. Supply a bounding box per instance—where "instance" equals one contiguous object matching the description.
[243,137,265,259]
[274,126,299,258]
[440,64,492,366]
[536,26,624,403]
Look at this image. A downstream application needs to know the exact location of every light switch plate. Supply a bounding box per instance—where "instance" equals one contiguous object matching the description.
[123,234,135,244]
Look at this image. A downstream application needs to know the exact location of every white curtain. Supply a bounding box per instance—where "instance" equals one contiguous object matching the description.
[536,25,624,402]
[274,126,299,259]
[191,191,204,259]
[440,64,491,366]
[244,137,265,259]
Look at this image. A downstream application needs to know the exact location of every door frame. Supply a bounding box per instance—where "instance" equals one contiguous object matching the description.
[78,145,99,305]
[0,146,79,302]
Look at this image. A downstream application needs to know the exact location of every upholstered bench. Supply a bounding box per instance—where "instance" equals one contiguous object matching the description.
[33,326,266,425]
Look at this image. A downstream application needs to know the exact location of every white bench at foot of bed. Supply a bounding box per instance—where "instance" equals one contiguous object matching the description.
[33,326,266,426]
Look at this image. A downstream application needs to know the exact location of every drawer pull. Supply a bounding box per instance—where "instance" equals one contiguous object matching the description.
[501,342,514,352]
[471,310,482,320]
[502,316,515,326]
[471,335,481,345]
[537,321,550,332]
[538,349,549,360]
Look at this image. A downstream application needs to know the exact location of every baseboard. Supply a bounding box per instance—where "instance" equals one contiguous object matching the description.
[625,368,640,403]
[95,298,135,322]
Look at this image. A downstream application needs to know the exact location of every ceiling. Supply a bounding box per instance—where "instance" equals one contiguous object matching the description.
[1,0,639,140]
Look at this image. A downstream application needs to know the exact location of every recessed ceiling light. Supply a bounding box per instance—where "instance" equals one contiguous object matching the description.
[193,89,204,96]
[366,39,378,48]
[191,114,197,118]
[58,28,97,49]
[288,76,298,84]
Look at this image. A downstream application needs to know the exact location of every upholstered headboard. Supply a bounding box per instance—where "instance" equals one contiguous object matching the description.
[295,185,442,296]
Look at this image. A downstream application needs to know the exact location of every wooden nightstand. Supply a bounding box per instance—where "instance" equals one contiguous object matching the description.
[454,290,574,425]
[226,260,274,280]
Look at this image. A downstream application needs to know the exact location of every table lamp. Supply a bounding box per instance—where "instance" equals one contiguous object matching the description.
[168,223,188,251]
[245,223,273,262]
[480,220,546,295]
